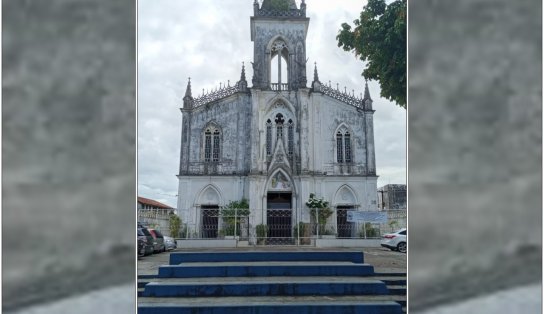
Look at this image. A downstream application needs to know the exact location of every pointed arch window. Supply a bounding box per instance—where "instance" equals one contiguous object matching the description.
[212,130,220,162]
[204,126,221,162]
[344,132,351,163]
[336,128,352,163]
[270,40,289,90]
[275,113,284,141]
[266,119,272,156]
[287,119,294,156]
[336,132,344,163]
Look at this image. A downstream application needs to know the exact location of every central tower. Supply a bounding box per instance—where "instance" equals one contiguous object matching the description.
[250,0,310,90]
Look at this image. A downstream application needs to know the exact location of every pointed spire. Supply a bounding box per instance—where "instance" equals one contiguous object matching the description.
[183,77,194,109]
[240,62,247,82]
[363,80,372,101]
[236,61,248,92]
[184,77,192,98]
[362,80,373,111]
[313,62,319,83]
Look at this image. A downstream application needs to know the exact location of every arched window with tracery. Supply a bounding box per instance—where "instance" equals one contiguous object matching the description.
[287,119,294,156]
[204,125,221,162]
[270,40,288,90]
[266,119,272,156]
[336,127,352,163]
[275,113,284,141]
[344,132,351,163]
[336,132,344,163]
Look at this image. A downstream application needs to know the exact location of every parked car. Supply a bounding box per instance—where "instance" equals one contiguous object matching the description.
[164,236,177,251]
[148,228,166,253]
[381,228,407,253]
[138,227,154,256]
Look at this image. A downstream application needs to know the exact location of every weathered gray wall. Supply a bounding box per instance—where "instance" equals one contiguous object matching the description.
[3,0,135,311]
[408,0,541,312]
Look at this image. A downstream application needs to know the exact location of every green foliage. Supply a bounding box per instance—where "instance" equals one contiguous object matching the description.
[305,193,329,209]
[168,213,181,238]
[220,199,250,237]
[256,224,268,245]
[337,0,406,108]
[306,193,333,227]
[221,199,250,216]
[388,220,398,230]
[360,222,380,238]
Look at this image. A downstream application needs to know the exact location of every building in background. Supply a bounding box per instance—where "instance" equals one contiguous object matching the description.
[137,196,175,236]
[377,184,407,210]
[177,0,378,243]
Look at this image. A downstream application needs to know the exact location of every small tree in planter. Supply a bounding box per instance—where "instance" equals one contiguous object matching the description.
[220,199,250,237]
[169,213,182,238]
[293,222,312,245]
[306,193,333,236]
[256,224,268,245]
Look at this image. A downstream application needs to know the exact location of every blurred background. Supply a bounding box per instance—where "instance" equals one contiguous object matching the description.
[2,0,541,313]
[2,0,136,312]
[408,0,541,312]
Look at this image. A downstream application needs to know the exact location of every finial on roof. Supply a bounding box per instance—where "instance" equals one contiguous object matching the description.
[184,77,192,98]
[183,77,194,109]
[240,62,247,82]
[363,79,372,101]
[313,62,319,83]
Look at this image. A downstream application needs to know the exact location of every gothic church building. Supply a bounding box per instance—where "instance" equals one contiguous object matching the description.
[177,0,378,241]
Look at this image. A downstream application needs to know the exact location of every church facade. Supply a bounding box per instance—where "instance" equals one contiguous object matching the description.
[177,0,378,241]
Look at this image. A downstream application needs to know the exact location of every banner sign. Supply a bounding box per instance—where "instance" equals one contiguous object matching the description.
[346,211,388,223]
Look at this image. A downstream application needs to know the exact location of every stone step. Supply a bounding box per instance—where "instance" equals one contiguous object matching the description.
[158,263,375,278]
[142,280,389,297]
[139,275,405,285]
[138,296,403,314]
[169,251,364,265]
[386,285,406,296]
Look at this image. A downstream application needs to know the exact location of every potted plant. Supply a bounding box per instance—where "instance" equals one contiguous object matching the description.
[306,193,333,237]
[256,224,268,245]
[220,199,250,239]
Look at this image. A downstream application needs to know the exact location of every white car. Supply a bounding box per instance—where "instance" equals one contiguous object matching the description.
[381,228,407,253]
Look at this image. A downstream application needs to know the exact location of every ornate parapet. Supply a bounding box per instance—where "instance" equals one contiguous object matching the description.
[255,8,305,18]
[193,82,248,108]
[318,83,365,110]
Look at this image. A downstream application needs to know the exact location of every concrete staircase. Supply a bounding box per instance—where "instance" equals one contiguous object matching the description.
[138,251,405,313]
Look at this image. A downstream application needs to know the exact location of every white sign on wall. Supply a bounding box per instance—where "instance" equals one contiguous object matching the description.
[347,211,387,223]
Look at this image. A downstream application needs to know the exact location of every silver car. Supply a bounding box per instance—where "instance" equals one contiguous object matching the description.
[164,236,177,251]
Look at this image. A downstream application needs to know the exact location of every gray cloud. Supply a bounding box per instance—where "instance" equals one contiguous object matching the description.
[138,0,406,207]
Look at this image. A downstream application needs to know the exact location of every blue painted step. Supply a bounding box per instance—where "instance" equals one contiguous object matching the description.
[138,302,403,314]
[169,251,364,265]
[143,281,389,297]
[158,264,375,278]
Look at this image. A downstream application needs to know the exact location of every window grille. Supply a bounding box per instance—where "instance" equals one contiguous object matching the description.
[266,119,272,155]
[344,132,351,163]
[336,132,343,163]
[204,130,212,162]
[287,119,294,156]
[212,130,220,161]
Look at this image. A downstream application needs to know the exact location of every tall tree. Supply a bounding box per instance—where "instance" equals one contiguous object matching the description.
[337,0,406,108]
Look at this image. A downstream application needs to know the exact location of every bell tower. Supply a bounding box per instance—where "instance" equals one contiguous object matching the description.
[250,0,310,90]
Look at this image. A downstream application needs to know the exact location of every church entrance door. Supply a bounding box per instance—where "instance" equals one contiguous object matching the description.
[266,192,292,245]
[201,205,219,238]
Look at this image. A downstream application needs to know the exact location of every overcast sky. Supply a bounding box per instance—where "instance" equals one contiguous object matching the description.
[138,0,406,208]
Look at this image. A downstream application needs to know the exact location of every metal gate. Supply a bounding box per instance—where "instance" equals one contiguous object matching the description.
[266,209,293,245]
[336,208,353,238]
[201,208,219,238]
